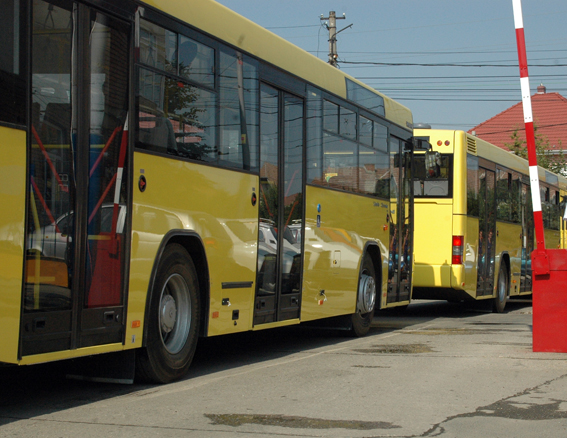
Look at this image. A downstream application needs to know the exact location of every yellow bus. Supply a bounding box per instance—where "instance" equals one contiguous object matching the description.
[0,0,423,383]
[412,128,567,312]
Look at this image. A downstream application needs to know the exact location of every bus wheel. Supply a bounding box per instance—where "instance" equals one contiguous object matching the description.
[136,244,200,383]
[350,257,377,337]
[493,263,508,313]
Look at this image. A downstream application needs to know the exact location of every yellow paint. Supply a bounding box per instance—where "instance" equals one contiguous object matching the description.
[127,152,258,340]
[301,185,389,321]
[19,343,124,366]
[413,201,454,287]
[0,127,27,364]
[251,319,300,331]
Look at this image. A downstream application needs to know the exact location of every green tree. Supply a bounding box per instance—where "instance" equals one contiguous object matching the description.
[505,125,567,175]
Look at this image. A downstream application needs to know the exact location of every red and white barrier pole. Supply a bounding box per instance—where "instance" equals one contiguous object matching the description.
[512,0,546,252]
[514,0,567,353]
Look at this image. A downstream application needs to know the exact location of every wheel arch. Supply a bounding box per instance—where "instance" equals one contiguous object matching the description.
[361,241,382,291]
[498,251,511,292]
[142,230,210,346]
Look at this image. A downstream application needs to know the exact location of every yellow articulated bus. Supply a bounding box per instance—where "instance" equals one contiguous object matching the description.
[412,128,567,312]
[0,0,425,383]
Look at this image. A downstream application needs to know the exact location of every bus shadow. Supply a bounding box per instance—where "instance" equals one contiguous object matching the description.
[0,299,532,427]
[0,317,415,427]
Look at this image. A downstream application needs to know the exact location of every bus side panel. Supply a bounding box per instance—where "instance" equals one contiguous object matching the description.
[496,221,522,296]
[464,216,480,297]
[545,228,561,251]
[0,127,27,364]
[413,202,453,288]
[301,185,389,322]
[452,131,467,215]
[127,153,258,344]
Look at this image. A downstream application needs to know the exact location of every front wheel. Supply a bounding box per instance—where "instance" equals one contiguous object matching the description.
[350,257,377,337]
[136,244,200,383]
[493,262,508,313]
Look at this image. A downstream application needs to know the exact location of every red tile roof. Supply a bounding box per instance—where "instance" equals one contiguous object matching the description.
[468,87,567,152]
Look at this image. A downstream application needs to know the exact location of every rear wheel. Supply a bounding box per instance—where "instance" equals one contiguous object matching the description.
[136,244,200,383]
[493,262,508,313]
[350,257,377,337]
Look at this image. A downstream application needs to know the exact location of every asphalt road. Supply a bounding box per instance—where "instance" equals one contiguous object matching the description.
[1,299,567,437]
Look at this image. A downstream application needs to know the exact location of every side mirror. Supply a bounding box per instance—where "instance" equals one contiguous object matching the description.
[413,136,431,151]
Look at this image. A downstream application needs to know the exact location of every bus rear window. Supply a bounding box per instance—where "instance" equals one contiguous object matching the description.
[413,153,453,198]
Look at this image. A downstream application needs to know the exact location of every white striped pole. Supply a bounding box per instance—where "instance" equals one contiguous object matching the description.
[111,114,129,241]
[512,0,546,251]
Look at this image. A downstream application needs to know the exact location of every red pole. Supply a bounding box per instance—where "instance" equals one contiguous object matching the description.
[512,0,546,251]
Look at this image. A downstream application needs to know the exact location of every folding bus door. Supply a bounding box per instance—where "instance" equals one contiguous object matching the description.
[476,168,496,296]
[387,136,413,304]
[254,83,304,325]
[23,1,130,355]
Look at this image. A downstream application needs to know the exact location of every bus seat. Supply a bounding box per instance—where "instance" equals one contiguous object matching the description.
[139,115,177,154]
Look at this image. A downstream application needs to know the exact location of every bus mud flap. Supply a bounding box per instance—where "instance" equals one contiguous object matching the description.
[66,349,136,384]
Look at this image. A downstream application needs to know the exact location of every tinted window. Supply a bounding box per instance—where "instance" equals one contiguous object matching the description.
[340,107,356,140]
[0,0,26,125]
[323,100,338,134]
[137,68,217,161]
[218,49,259,170]
[345,78,385,116]
[466,155,479,217]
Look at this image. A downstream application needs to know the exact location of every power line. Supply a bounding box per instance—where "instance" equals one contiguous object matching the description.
[327,49,567,56]
[340,61,567,67]
[356,74,566,80]
[394,97,523,102]
[265,24,319,29]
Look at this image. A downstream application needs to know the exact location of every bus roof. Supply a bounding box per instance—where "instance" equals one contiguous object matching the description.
[142,0,412,129]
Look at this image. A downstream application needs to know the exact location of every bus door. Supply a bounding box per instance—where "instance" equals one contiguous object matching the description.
[520,183,534,292]
[23,1,130,355]
[254,83,304,325]
[476,168,496,296]
[387,137,413,303]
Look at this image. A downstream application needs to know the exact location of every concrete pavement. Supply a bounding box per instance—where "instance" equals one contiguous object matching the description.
[1,299,566,437]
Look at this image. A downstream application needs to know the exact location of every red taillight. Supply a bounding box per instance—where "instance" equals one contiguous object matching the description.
[452,235,464,264]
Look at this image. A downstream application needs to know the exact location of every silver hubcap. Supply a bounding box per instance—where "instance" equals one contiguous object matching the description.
[159,273,191,354]
[160,295,177,334]
[357,273,376,314]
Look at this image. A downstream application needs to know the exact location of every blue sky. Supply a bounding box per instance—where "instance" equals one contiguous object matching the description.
[215,0,567,133]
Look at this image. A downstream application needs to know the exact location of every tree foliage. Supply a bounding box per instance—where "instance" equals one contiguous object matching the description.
[505,125,566,176]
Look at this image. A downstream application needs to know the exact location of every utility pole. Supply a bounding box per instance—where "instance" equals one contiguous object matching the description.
[320,11,346,67]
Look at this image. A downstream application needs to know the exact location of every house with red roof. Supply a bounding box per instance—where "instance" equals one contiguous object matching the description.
[468,84,567,155]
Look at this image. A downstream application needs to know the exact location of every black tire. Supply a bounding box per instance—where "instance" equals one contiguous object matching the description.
[136,244,200,383]
[493,262,508,313]
[350,257,377,337]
